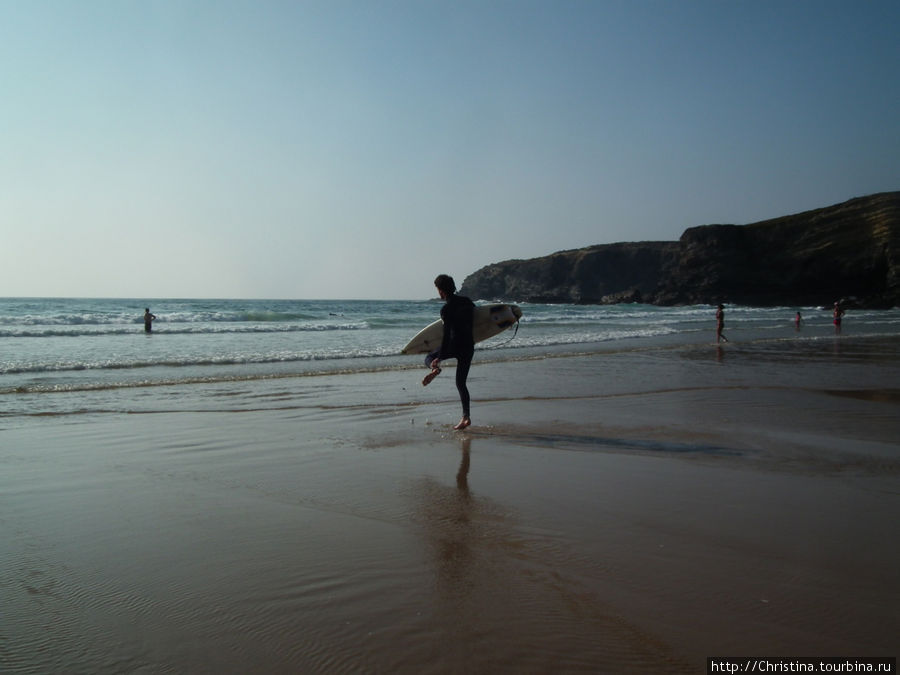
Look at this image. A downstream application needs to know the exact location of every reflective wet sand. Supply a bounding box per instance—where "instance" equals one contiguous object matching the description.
[3,341,898,673]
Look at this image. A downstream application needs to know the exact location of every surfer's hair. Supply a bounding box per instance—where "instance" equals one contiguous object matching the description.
[434,274,456,295]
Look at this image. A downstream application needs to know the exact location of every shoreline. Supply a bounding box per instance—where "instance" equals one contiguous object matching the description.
[5,329,900,405]
[2,339,898,672]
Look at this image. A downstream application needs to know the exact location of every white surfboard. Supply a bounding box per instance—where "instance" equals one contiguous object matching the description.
[401,304,522,355]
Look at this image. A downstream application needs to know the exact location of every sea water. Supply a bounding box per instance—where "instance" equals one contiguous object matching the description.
[2,297,899,420]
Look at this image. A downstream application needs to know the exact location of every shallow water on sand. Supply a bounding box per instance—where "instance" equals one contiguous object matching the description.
[2,337,898,673]
[3,411,697,673]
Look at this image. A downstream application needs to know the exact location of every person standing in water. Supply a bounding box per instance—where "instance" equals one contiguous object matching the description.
[143,308,157,333]
[833,302,844,334]
[716,304,728,343]
[422,274,475,430]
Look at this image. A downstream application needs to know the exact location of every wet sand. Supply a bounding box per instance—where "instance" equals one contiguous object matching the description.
[2,339,899,673]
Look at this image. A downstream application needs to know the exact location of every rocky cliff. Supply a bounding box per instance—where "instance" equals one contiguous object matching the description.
[459,191,900,308]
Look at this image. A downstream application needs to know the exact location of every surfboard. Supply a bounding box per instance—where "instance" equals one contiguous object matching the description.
[401,304,522,355]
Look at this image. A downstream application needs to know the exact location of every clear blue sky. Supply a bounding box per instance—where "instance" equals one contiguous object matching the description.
[2,0,898,299]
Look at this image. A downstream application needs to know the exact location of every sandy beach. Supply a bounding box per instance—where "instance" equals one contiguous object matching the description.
[2,337,899,673]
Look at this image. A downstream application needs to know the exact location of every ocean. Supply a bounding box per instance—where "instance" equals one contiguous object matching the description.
[3,296,900,421]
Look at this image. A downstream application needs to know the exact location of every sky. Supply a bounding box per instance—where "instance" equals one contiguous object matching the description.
[1,0,898,300]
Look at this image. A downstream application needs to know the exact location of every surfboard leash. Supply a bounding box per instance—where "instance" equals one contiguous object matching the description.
[491,318,520,348]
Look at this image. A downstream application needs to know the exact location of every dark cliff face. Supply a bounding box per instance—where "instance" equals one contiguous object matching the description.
[459,191,900,308]
[461,243,679,304]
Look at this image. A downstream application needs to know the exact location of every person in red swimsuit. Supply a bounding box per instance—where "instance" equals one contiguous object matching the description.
[833,302,844,333]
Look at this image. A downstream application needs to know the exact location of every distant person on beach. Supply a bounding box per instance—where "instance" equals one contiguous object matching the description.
[143,308,157,333]
[795,311,802,330]
[833,302,844,333]
[422,274,475,431]
[716,304,728,343]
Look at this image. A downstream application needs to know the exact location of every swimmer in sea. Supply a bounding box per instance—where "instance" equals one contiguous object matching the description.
[144,308,157,333]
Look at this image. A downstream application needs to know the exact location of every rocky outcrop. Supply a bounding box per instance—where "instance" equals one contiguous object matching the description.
[460,192,900,308]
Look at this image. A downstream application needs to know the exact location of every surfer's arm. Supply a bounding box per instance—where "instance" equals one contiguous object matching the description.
[437,306,452,359]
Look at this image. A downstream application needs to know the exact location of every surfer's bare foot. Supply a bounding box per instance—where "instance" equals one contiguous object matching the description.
[453,417,471,430]
[422,367,441,386]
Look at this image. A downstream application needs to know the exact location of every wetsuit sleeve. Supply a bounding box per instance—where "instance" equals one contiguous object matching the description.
[458,299,475,351]
[438,304,451,359]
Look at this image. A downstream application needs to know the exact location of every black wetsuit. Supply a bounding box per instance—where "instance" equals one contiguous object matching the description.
[426,293,475,418]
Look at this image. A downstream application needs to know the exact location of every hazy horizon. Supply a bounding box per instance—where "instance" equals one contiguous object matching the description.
[1,189,895,303]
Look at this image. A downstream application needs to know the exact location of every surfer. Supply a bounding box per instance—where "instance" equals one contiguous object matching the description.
[716,304,728,343]
[423,274,475,430]
[143,308,157,333]
[833,302,844,333]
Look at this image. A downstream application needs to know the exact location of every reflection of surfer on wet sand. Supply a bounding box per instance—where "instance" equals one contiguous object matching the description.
[456,437,471,495]
[419,437,479,596]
